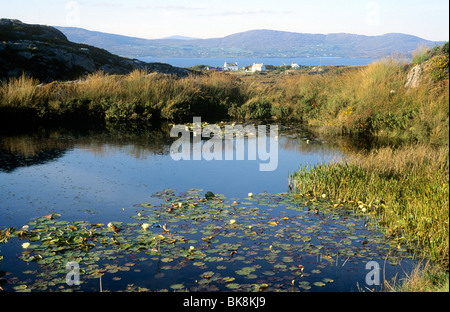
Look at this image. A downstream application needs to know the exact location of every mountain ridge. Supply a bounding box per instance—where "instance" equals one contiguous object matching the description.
[55,26,444,59]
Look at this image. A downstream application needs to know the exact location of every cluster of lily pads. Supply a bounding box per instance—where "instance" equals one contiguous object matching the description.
[0,189,415,292]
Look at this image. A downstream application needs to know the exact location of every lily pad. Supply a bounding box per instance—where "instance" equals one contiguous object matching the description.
[170,284,185,290]
[226,283,241,290]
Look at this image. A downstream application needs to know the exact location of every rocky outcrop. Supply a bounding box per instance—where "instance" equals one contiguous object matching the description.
[405,64,423,88]
[0,19,190,82]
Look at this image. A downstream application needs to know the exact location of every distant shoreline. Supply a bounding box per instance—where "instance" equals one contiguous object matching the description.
[136,56,378,68]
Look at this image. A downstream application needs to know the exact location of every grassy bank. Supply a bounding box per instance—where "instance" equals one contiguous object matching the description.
[1,43,448,143]
[287,45,449,277]
[289,144,449,266]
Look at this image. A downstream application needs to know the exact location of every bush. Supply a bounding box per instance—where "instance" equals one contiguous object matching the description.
[430,55,449,81]
[241,98,272,120]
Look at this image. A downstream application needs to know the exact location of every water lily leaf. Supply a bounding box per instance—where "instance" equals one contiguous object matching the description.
[313,282,326,287]
[262,271,275,276]
[201,271,215,279]
[226,283,241,290]
[170,283,185,290]
[245,273,258,279]
[28,234,40,242]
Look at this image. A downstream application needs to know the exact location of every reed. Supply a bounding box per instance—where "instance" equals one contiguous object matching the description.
[289,143,449,266]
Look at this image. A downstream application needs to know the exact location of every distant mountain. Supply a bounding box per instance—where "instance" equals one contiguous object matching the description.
[162,35,200,40]
[55,27,443,59]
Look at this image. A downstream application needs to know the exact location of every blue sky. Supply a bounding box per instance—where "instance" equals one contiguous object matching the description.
[1,0,449,40]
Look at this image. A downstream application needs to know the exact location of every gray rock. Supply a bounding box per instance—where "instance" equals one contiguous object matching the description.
[405,65,422,88]
[0,19,190,82]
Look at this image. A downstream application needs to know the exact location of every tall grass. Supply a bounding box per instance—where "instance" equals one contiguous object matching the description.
[289,143,449,266]
[1,50,448,143]
[385,261,449,292]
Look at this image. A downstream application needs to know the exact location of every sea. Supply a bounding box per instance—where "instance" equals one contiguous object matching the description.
[137,57,377,68]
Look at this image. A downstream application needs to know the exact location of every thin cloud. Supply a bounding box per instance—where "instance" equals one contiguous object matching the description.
[156,5,206,11]
[198,9,290,17]
[136,4,206,11]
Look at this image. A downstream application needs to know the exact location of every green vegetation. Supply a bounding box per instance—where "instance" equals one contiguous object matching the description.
[385,261,449,292]
[287,44,449,290]
[289,144,449,266]
[1,44,448,144]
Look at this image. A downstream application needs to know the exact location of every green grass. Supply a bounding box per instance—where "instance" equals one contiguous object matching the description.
[289,143,449,268]
[385,261,449,292]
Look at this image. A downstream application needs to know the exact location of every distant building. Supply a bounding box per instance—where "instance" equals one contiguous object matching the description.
[224,62,238,71]
[252,63,266,72]
[291,63,300,69]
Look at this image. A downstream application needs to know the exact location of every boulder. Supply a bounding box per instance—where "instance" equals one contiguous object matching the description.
[405,64,422,88]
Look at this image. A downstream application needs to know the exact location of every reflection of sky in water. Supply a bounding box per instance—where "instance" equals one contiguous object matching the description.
[0,135,340,227]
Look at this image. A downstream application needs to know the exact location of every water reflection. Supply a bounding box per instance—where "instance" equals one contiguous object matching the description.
[0,126,173,172]
[0,124,352,172]
[0,123,346,228]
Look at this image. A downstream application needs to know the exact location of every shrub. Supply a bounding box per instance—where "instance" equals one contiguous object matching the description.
[430,55,449,81]
[241,98,272,120]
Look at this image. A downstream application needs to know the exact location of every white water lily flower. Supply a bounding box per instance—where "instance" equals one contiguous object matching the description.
[22,242,30,249]
[189,246,195,251]
[229,219,236,225]
[361,208,367,213]
[141,223,150,230]
[248,193,253,198]
[321,194,326,199]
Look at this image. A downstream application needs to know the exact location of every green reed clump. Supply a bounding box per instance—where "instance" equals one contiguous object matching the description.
[289,144,449,267]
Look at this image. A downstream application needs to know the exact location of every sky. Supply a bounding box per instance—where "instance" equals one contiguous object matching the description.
[1,0,449,41]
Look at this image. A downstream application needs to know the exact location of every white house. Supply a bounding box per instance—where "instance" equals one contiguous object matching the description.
[224,62,238,71]
[252,63,266,73]
[291,63,300,69]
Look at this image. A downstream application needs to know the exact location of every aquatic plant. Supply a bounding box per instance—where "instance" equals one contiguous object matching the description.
[0,189,415,292]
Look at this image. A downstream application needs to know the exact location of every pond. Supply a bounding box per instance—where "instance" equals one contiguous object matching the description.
[0,123,417,292]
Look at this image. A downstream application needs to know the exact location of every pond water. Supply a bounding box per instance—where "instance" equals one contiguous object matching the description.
[0,123,417,292]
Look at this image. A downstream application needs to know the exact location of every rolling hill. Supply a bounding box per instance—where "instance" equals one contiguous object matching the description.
[55,27,443,59]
